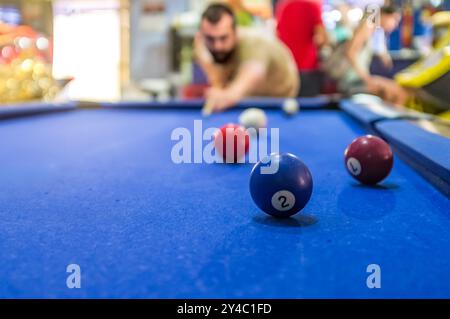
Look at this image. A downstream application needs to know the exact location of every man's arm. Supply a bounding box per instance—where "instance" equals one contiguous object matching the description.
[205,61,266,113]
[228,61,266,100]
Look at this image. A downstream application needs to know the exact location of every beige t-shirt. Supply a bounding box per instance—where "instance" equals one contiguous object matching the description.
[210,32,300,97]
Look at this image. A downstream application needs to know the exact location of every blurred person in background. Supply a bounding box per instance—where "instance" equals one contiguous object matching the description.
[275,0,329,96]
[323,5,410,105]
[194,3,299,113]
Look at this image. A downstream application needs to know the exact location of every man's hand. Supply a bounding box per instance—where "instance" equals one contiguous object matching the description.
[194,32,212,64]
[204,87,241,114]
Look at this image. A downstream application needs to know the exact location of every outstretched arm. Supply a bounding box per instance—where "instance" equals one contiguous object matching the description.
[228,61,266,100]
[204,61,266,114]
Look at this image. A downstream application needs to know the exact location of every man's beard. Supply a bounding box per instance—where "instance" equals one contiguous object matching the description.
[210,49,235,64]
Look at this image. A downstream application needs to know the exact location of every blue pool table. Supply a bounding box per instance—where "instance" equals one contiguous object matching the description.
[0,96,449,298]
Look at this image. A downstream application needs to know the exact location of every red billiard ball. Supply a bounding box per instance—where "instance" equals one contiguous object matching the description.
[214,123,249,163]
[344,135,393,185]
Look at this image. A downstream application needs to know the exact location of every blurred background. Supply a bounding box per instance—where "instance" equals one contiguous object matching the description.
[0,0,448,104]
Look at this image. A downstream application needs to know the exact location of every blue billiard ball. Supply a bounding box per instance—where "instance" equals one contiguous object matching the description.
[249,153,313,218]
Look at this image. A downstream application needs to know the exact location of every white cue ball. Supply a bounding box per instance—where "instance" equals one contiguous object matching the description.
[282,98,299,115]
[239,108,267,130]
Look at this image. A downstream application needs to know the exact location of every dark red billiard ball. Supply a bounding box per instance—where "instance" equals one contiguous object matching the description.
[344,135,393,185]
[214,123,250,163]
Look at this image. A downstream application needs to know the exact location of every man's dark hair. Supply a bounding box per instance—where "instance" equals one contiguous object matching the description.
[380,5,399,15]
[201,3,236,28]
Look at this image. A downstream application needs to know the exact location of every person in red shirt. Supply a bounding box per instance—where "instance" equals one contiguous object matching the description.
[276,0,328,96]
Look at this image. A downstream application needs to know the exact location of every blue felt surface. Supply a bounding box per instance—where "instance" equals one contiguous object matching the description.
[101,96,334,110]
[375,120,450,197]
[0,109,449,298]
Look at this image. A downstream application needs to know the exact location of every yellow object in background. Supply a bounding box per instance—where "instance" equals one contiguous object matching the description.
[394,13,450,115]
[0,54,59,104]
[0,22,58,105]
[395,11,450,89]
[225,0,273,23]
[395,46,450,88]
[431,11,450,49]
[439,110,450,121]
